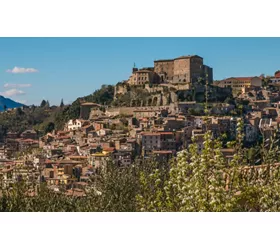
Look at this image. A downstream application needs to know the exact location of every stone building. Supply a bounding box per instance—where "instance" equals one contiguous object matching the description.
[21,130,38,140]
[141,131,176,154]
[80,102,101,120]
[127,55,213,86]
[154,55,213,84]
[127,68,158,85]
[153,59,174,83]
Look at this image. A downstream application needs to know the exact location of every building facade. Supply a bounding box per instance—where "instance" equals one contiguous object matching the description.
[127,55,213,86]
[217,77,262,97]
[141,132,176,154]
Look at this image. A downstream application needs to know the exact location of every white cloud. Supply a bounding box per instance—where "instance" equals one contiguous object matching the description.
[4,83,32,88]
[6,66,38,74]
[0,89,25,97]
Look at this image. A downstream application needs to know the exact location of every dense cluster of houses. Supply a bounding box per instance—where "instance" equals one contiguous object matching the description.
[2,71,280,196]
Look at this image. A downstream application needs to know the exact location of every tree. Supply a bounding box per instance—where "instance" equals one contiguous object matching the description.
[225,96,235,106]
[40,100,47,107]
[60,99,64,108]
[16,107,24,116]
[44,122,55,134]
[262,76,272,88]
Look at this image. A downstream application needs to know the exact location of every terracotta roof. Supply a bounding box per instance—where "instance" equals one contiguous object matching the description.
[57,136,71,140]
[224,76,260,81]
[141,132,161,136]
[68,156,88,159]
[1,167,14,173]
[65,188,86,197]
[220,148,235,153]
[127,139,136,142]
[81,102,101,107]
[103,147,115,152]
[75,182,88,186]
[153,150,173,154]
[159,132,174,135]
[45,159,80,165]
[22,139,38,143]
[236,77,256,81]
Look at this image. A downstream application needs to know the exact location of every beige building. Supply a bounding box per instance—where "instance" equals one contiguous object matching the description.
[127,68,157,85]
[217,77,262,97]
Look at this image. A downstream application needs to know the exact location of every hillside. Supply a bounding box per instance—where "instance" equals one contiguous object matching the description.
[0,96,24,111]
[0,85,115,137]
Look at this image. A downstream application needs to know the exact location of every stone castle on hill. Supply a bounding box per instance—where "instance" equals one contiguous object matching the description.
[127,55,213,85]
[114,54,217,107]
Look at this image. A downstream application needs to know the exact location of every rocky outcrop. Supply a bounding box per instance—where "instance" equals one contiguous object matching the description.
[114,82,229,107]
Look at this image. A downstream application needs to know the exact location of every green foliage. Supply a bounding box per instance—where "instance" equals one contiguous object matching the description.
[225,96,236,105]
[16,108,24,116]
[60,99,64,108]
[0,158,168,212]
[54,84,115,128]
[86,85,115,105]
[137,120,280,212]
[0,107,46,134]
[112,87,149,107]
[40,100,47,107]
[44,122,55,134]
[262,76,272,88]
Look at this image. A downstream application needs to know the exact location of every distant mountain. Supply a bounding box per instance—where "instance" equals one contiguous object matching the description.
[0,96,25,111]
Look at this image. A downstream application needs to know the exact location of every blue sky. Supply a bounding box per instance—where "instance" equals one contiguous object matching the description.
[0,37,279,106]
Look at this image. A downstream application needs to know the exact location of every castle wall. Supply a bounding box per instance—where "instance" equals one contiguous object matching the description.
[173,56,203,83]
[173,58,191,83]
[154,60,174,82]
[190,57,203,82]
[105,107,135,117]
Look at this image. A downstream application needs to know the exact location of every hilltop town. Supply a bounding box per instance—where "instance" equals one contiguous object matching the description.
[1,54,280,199]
